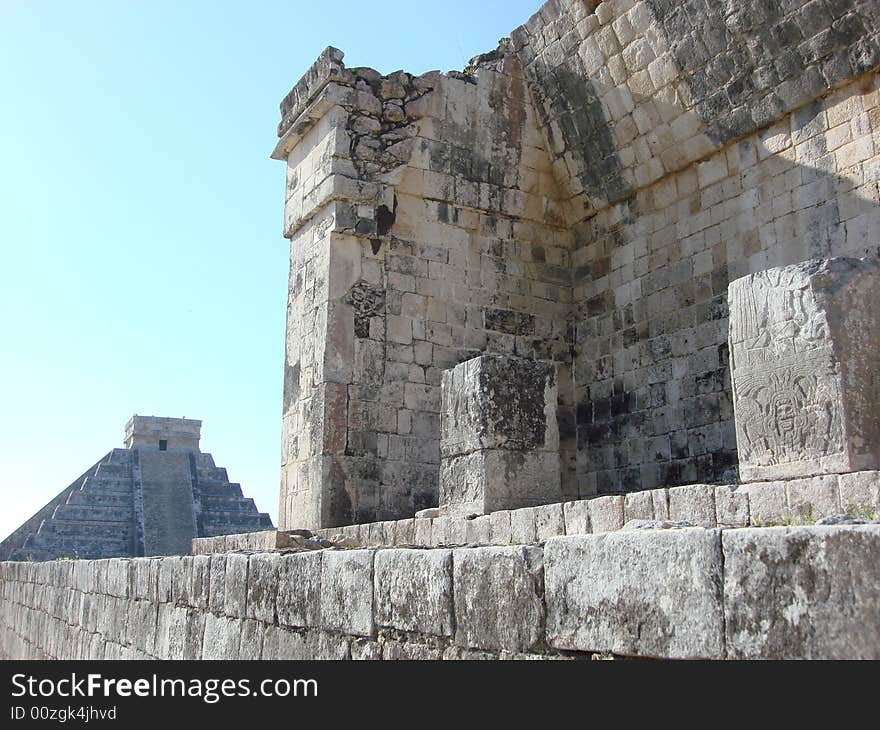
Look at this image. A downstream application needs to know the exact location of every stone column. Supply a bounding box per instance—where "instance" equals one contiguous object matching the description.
[728,257,880,481]
[272,48,436,530]
[440,355,561,516]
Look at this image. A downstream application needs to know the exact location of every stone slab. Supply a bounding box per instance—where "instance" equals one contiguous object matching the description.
[452,546,544,653]
[440,450,562,517]
[722,526,880,659]
[319,549,375,637]
[545,530,724,659]
[374,549,453,636]
[729,258,880,481]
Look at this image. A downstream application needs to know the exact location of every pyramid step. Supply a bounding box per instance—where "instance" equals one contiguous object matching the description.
[80,477,134,494]
[197,483,243,498]
[199,523,269,538]
[10,547,57,562]
[200,495,257,512]
[53,504,133,523]
[66,491,132,508]
[38,519,132,540]
[23,534,131,559]
[193,453,217,469]
[94,463,132,479]
[106,448,134,465]
[200,512,273,534]
[196,467,229,483]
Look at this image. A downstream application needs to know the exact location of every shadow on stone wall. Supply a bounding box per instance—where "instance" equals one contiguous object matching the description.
[526,45,879,495]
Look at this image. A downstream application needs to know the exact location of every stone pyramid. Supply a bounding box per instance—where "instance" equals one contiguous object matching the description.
[0,416,273,561]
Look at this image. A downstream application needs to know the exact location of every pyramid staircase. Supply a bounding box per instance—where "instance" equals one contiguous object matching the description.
[192,453,274,537]
[12,449,136,561]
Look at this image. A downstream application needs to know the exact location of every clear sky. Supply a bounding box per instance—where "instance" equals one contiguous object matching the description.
[0,0,541,540]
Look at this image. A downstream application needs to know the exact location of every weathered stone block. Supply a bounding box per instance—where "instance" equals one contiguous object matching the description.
[350,638,382,660]
[238,619,264,660]
[743,481,790,526]
[413,517,433,546]
[382,640,443,660]
[189,555,210,610]
[320,549,374,637]
[534,503,565,541]
[441,355,559,457]
[393,518,416,545]
[223,554,249,618]
[651,487,669,520]
[440,450,562,517]
[587,495,624,533]
[563,500,591,535]
[489,510,512,544]
[624,490,654,521]
[440,355,561,516]
[453,546,544,653]
[838,471,880,515]
[276,551,322,629]
[465,515,491,544]
[430,516,451,545]
[374,549,453,636]
[510,507,537,544]
[714,485,750,527]
[785,475,841,521]
[207,555,226,614]
[442,646,497,660]
[261,625,314,660]
[668,484,716,527]
[545,530,724,659]
[202,613,241,660]
[723,526,880,659]
[315,632,350,660]
[157,557,176,603]
[729,258,880,481]
[246,553,280,624]
[445,516,468,544]
[127,599,158,656]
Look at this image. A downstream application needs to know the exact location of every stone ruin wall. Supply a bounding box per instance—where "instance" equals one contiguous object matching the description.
[4,525,880,660]
[277,0,880,530]
[543,0,880,495]
[276,48,577,529]
[2,0,880,663]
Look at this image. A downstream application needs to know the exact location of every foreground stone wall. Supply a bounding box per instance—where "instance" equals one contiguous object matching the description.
[4,524,880,660]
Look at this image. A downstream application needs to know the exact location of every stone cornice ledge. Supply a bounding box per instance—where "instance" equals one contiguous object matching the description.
[271,47,350,161]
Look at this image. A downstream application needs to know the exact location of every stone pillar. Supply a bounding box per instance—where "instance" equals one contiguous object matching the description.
[440,355,561,516]
[272,45,573,529]
[272,48,435,530]
[728,258,880,481]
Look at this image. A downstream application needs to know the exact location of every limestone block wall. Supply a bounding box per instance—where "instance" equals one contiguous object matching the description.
[512,0,880,496]
[276,49,579,529]
[4,523,880,660]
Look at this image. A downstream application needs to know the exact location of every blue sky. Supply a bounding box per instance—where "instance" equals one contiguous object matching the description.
[0,0,540,539]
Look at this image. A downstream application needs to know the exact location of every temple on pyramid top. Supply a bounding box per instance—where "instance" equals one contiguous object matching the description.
[124,415,202,451]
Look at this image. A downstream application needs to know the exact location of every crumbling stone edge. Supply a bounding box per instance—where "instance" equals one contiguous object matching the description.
[191,470,879,552]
